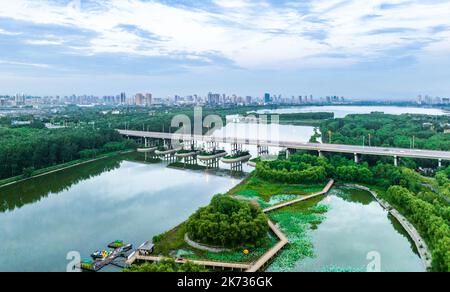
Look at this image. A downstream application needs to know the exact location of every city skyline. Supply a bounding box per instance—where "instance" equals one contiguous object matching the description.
[0,1,450,99]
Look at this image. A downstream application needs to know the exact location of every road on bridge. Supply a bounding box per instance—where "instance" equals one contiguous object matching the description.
[118,130,450,162]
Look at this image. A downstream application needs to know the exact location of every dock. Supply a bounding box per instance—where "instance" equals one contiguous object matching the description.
[79,242,132,272]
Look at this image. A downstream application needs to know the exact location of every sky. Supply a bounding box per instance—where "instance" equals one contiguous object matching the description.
[0,0,450,100]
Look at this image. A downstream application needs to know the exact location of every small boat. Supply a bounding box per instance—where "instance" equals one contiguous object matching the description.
[118,244,133,253]
[108,240,124,249]
[80,260,95,271]
[91,250,110,260]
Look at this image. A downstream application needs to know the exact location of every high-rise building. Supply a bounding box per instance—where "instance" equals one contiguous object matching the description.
[264,93,271,104]
[135,93,144,106]
[207,92,220,105]
[145,93,153,106]
[120,92,126,104]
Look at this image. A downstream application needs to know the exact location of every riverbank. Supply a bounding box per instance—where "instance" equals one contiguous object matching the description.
[346,184,432,271]
[0,149,135,188]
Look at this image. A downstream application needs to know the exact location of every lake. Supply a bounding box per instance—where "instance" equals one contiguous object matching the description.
[0,154,240,272]
[255,105,449,118]
[285,187,425,272]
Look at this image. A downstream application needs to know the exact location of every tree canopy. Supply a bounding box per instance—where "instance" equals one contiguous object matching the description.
[124,259,208,272]
[186,195,269,248]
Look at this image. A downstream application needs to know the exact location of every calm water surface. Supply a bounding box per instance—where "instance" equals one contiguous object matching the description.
[290,187,424,272]
[256,105,449,118]
[0,154,240,272]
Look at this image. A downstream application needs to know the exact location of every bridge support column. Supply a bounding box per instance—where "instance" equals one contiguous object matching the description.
[231,143,243,156]
[318,150,324,158]
[257,145,269,156]
[394,156,399,167]
[354,153,360,164]
[285,148,295,160]
[231,162,243,174]
[438,159,442,168]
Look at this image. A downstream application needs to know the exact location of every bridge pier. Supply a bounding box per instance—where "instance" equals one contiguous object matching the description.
[183,155,197,167]
[285,148,295,160]
[257,145,269,156]
[206,141,218,152]
[231,143,243,156]
[318,150,324,158]
[394,156,399,167]
[354,153,360,164]
[205,158,219,169]
[438,159,442,168]
[230,162,243,174]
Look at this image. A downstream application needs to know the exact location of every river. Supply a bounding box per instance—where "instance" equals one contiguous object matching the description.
[284,187,425,272]
[0,154,240,272]
[255,105,449,118]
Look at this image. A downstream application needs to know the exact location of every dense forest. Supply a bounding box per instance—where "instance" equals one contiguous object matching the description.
[320,113,450,151]
[0,127,134,180]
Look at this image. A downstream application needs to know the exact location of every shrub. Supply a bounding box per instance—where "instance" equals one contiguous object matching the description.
[186,195,268,248]
[124,259,208,272]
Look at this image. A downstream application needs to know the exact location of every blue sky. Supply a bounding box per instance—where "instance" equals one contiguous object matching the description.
[0,0,450,99]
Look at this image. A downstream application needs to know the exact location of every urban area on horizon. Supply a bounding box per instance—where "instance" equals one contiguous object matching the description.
[1,92,450,108]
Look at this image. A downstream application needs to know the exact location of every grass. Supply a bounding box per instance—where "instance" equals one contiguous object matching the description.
[153,223,190,256]
[152,222,277,264]
[227,173,326,202]
[186,234,278,263]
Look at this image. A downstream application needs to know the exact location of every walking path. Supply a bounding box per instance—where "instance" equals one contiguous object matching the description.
[125,255,251,271]
[263,180,334,213]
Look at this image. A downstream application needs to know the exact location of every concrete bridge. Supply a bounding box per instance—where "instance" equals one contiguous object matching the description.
[118,129,450,167]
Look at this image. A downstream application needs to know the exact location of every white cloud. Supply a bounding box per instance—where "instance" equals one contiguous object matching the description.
[0,0,449,69]
[0,28,21,35]
[0,60,50,68]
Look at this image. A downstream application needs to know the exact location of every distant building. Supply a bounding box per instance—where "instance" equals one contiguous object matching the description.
[135,93,144,106]
[207,92,221,105]
[120,92,126,104]
[145,93,153,106]
[264,93,271,104]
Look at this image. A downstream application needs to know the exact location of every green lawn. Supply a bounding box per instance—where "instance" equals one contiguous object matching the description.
[227,173,326,202]
[152,222,277,263]
[153,223,190,256]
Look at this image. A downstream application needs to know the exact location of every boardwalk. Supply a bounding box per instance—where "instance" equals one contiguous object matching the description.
[247,180,334,272]
[246,221,289,272]
[126,180,335,272]
[126,254,252,271]
[263,180,334,213]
